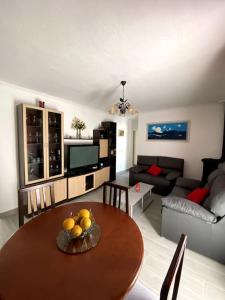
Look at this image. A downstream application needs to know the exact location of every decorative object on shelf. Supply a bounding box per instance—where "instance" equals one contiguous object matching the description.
[108,81,138,116]
[118,129,124,136]
[56,208,101,254]
[64,134,93,140]
[39,100,45,108]
[147,121,189,141]
[71,117,86,139]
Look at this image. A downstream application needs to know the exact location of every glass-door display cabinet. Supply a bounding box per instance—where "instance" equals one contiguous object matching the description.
[17,104,64,187]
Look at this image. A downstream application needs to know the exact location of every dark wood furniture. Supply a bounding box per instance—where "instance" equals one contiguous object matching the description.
[201,106,225,182]
[125,234,187,300]
[103,182,129,214]
[93,121,117,181]
[17,104,64,187]
[160,234,187,300]
[0,202,143,300]
[18,181,55,227]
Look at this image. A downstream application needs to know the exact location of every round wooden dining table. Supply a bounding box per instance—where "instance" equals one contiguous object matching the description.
[0,202,143,300]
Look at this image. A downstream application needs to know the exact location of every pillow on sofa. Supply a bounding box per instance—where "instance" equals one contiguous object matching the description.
[186,188,209,204]
[130,165,146,174]
[147,164,163,176]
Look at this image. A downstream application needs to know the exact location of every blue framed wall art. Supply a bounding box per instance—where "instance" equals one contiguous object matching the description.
[147,121,189,140]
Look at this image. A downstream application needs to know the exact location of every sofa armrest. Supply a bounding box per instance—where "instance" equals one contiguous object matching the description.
[129,165,145,174]
[175,177,203,190]
[165,171,181,181]
[162,196,217,224]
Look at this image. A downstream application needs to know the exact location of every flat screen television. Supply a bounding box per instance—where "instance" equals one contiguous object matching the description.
[67,145,99,174]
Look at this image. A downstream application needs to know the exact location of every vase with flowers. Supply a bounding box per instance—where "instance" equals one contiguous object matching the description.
[71,117,86,139]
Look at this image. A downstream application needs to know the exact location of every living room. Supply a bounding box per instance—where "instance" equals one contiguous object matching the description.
[1,1,225,300]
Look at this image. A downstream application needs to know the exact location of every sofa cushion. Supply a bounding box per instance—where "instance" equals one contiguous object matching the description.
[137,155,157,166]
[165,171,181,181]
[186,188,209,204]
[171,186,190,198]
[147,164,163,176]
[158,156,184,170]
[130,165,146,174]
[176,177,202,190]
[134,172,170,187]
[203,175,225,217]
[162,196,217,224]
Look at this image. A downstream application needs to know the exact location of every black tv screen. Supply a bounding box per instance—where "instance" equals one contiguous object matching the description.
[68,145,99,170]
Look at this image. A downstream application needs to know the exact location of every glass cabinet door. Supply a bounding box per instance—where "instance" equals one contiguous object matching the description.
[47,111,64,178]
[25,107,46,184]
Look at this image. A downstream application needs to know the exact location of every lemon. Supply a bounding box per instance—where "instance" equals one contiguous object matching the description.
[80,217,92,230]
[71,225,82,237]
[79,209,90,219]
[73,215,79,224]
[62,218,75,231]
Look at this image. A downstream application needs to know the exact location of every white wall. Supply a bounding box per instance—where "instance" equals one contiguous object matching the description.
[0,82,131,213]
[136,103,224,179]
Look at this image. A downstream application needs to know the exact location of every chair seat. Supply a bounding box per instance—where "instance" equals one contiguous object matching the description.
[124,281,159,300]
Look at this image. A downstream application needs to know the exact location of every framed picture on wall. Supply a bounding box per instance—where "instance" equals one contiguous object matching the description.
[147,121,189,141]
[118,129,125,136]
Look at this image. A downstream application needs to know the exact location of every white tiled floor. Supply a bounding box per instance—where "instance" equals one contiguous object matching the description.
[1,172,225,299]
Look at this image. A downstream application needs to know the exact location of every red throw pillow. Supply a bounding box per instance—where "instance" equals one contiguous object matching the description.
[186,188,209,204]
[147,164,163,176]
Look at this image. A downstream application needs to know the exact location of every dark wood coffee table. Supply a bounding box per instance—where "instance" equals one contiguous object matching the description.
[0,202,143,300]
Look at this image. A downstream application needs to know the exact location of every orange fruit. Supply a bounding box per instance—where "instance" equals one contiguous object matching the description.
[71,225,82,237]
[80,217,92,230]
[79,209,90,219]
[62,218,75,231]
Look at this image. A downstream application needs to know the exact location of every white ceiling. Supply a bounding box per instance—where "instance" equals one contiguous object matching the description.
[1,0,225,112]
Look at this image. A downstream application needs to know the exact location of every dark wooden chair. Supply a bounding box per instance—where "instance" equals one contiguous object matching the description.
[18,182,55,227]
[125,234,187,300]
[103,182,129,214]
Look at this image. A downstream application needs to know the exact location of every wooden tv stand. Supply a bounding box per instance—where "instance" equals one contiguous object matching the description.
[68,166,110,199]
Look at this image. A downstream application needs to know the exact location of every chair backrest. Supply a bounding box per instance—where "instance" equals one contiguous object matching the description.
[103,182,129,213]
[18,182,55,227]
[160,234,187,300]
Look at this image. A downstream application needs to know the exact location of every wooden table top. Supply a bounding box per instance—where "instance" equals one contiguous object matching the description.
[0,202,143,300]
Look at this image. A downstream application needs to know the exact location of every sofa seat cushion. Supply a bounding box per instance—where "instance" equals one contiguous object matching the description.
[165,171,181,181]
[203,174,225,217]
[162,196,217,224]
[135,173,170,187]
[171,186,190,198]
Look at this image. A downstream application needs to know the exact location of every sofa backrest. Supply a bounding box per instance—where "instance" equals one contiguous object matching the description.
[137,156,157,166]
[158,156,184,171]
[203,174,225,218]
[137,155,184,172]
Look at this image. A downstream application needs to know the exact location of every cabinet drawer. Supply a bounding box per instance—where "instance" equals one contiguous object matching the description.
[54,178,67,203]
[68,176,85,199]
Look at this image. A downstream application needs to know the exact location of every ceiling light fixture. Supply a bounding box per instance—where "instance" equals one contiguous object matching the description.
[108,81,138,116]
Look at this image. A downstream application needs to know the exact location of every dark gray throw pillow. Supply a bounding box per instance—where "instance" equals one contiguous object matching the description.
[203,174,225,217]
[130,165,145,174]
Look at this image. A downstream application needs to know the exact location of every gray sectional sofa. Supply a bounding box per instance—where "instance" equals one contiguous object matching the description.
[161,163,225,264]
[129,155,184,195]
